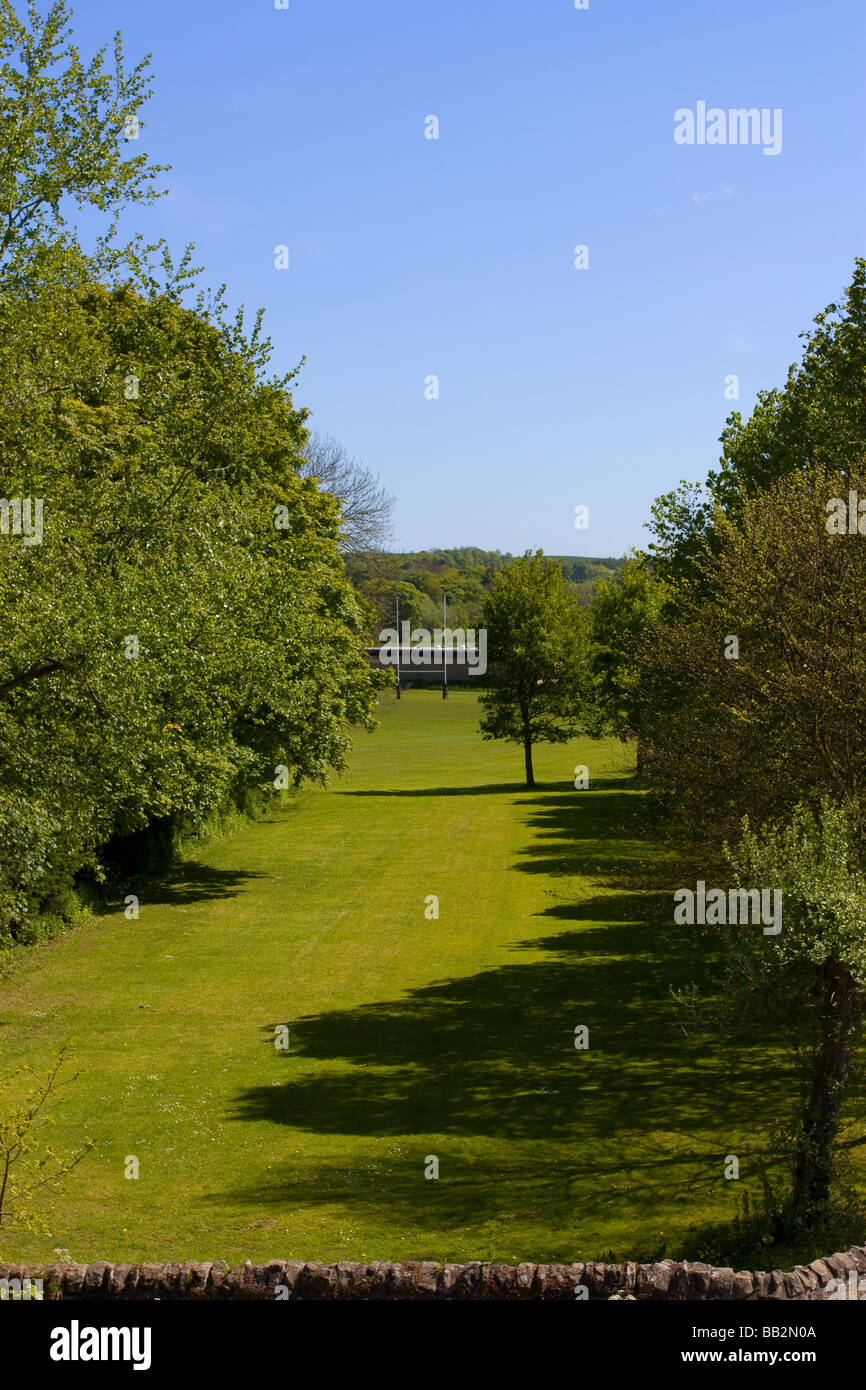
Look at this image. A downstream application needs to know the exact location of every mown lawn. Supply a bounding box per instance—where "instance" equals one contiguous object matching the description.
[0,689,820,1266]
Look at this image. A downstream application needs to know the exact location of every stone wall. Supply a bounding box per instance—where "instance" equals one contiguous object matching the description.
[2,1246,864,1298]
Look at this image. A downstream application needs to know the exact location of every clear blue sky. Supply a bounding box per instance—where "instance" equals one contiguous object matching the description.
[72,0,866,556]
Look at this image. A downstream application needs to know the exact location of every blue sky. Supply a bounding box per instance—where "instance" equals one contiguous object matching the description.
[72,0,866,556]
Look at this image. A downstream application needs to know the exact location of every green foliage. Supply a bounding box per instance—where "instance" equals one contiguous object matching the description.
[636,462,866,843]
[676,800,866,1229]
[478,551,588,785]
[712,259,866,516]
[584,551,667,747]
[725,800,866,991]
[680,1179,866,1273]
[646,259,866,579]
[346,549,622,637]
[638,268,866,1242]
[546,553,624,597]
[0,263,385,943]
[0,0,167,279]
[646,481,715,583]
[359,578,424,637]
[0,3,386,944]
[0,1042,94,1244]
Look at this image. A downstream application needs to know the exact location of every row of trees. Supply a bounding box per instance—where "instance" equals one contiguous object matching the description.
[345,547,620,641]
[479,261,866,1248]
[0,2,386,948]
[626,257,866,1234]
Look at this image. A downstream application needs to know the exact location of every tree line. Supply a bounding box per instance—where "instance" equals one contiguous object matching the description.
[0,1,387,953]
[347,548,621,640]
[480,259,866,1257]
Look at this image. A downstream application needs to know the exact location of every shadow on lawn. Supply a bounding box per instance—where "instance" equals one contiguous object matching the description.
[340,781,545,797]
[512,784,661,880]
[121,861,264,908]
[222,777,793,1239]
[237,907,780,1144]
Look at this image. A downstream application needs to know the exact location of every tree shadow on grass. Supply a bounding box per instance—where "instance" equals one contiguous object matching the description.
[110,861,264,909]
[219,911,791,1248]
[340,782,547,798]
[226,912,793,1246]
[236,903,788,1145]
[221,773,793,1244]
[510,785,664,876]
[210,1145,747,1263]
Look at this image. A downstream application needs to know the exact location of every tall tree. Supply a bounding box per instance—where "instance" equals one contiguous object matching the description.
[0,270,386,942]
[636,460,866,845]
[647,260,866,580]
[714,801,866,1227]
[712,260,866,515]
[584,551,667,772]
[478,551,586,787]
[0,1,386,944]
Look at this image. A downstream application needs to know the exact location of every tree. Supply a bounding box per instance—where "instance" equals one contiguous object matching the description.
[0,0,167,279]
[646,260,866,580]
[0,0,389,944]
[645,480,714,584]
[0,1042,93,1242]
[584,551,667,771]
[635,461,866,845]
[0,267,386,942]
[359,578,423,642]
[711,259,866,516]
[718,801,866,1225]
[299,431,394,554]
[478,551,587,787]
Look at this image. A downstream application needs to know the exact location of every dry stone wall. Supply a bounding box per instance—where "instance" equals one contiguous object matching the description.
[2,1246,865,1299]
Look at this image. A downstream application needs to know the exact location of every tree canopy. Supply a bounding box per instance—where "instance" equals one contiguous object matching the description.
[0,2,385,945]
[479,551,587,787]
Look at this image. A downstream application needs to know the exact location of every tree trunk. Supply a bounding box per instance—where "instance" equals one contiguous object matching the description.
[519,697,534,786]
[523,736,534,786]
[792,957,857,1214]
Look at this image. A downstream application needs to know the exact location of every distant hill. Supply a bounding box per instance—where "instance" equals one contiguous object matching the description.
[345,548,624,638]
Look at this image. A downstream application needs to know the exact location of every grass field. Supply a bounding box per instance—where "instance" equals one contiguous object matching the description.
[0,689,835,1266]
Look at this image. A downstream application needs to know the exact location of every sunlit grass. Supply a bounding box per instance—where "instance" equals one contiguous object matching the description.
[0,689,836,1266]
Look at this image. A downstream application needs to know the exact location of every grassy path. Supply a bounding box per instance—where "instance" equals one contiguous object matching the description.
[0,690,799,1266]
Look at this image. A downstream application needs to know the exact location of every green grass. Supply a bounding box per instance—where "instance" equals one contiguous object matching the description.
[0,690,846,1267]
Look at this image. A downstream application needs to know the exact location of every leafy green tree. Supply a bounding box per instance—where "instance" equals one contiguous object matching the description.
[478,551,587,787]
[0,268,385,941]
[646,480,714,584]
[0,1042,93,1242]
[409,569,444,604]
[712,260,866,515]
[0,3,386,942]
[635,461,866,845]
[0,0,166,279]
[360,579,424,641]
[647,260,866,580]
[585,552,667,771]
[718,801,866,1224]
